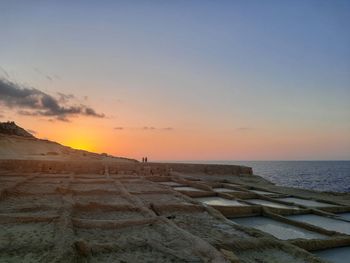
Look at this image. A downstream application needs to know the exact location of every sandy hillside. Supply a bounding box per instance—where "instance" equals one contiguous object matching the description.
[0,134,136,162]
[0,122,136,163]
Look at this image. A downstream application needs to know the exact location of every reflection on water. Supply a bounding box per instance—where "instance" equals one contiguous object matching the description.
[287,214,350,235]
[173,186,203,192]
[315,246,350,263]
[232,216,326,240]
[246,199,299,209]
[250,190,276,195]
[213,188,241,193]
[276,197,338,207]
[338,212,350,221]
[195,197,248,206]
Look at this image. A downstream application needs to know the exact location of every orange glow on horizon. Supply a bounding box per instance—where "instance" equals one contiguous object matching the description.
[64,137,96,152]
[38,120,104,153]
[8,116,350,161]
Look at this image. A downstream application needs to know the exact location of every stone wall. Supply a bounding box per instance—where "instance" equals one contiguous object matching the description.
[149,163,253,176]
[0,159,253,176]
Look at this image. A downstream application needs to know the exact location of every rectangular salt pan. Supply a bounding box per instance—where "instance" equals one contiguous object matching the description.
[276,197,339,207]
[196,197,248,207]
[287,214,350,235]
[232,216,326,240]
[173,186,203,192]
[246,199,298,209]
[213,188,241,193]
[159,181,183,187]
[314,246,350,263]
[250,190,276,195]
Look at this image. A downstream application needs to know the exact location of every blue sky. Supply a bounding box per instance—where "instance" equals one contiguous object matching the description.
[0,0,349,160]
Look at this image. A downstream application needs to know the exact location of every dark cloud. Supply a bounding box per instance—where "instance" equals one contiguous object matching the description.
[0,78,105,121]
[114,127,124,130]
[56,116,70,122]
[57,92,75,103]
[84,107,104,118]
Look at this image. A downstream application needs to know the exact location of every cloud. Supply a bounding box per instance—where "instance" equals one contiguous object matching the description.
[235,127,254,131]
[0,109,5,119]
[57,92,75,103]
[142,126,156,130]
[33,67,59,82]
[0,66,10,78]
[141,126,174,131]
[114,126,174,131]
[0,78,105,121]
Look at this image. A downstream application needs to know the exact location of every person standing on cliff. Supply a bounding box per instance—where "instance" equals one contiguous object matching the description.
[145,157,148,163]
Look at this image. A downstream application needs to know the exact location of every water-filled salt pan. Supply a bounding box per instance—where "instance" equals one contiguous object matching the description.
[339,213,350,221]
[213,188,240,193]
[250,190,276,195]
[159,181,183,187]
[196,197,248,207]
[246,199,299,209]
[174,186,204,192]
[276,197,338,207]
[314,246,350,263]
[287,214,350,235]
[232,216,326,240]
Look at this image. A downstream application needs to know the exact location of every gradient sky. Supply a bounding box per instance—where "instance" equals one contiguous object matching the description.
[0,0,349,160]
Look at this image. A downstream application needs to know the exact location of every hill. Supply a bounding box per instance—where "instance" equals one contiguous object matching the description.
[0,121,35,138]
[0,121,136,163]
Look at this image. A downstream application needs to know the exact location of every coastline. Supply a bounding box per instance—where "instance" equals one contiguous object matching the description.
[158,160,350,193]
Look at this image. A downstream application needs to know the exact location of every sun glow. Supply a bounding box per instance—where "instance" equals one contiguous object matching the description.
[63,135,96,152]
[65,140,94,152]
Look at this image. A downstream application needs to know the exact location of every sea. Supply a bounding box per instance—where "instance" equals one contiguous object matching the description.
[169,161,350,193]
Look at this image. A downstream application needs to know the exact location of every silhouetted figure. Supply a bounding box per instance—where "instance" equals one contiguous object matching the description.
[142,157,144,163]
[145,157,148,163]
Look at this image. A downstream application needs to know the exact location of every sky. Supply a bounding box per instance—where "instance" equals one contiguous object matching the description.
[0,0,349,161]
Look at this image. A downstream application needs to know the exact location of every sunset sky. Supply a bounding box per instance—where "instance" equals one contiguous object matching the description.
[1,1,349,161]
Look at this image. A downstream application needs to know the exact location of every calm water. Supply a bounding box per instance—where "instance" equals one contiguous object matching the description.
[170,161,350,193]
